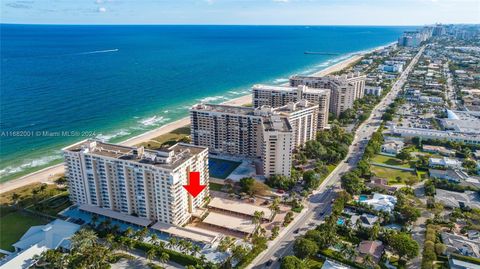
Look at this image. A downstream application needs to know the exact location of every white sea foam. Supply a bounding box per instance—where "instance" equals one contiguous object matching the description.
[0,154,62,177]
[96,129,131,141]
[273,78,288,84]
[138,116,169,127]
[199,95,228,103]
[74,49,119,55]
[227,90,243,95]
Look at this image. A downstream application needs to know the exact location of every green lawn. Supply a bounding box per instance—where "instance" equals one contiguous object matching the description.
[137,126,191,149]
[371,154,411,168]
[371,166,418,185]
[29,193,72,217]
[0,210,49,251]
[319,165,337,181]
[305,257,324,269]
[209,182,224,192]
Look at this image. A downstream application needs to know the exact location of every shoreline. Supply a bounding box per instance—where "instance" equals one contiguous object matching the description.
[0,43,391,194]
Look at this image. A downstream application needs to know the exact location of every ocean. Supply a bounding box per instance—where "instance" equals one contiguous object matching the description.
[0,24,412,182]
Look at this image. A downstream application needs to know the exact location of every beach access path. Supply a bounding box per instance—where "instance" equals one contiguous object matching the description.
[0,48,374,194]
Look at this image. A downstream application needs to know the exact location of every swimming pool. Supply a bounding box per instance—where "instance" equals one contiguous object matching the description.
[61,206,171,241]
[337,217,346,225]
[358,195,369,202]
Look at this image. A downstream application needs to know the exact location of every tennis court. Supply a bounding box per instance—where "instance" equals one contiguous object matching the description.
[209,158,241,179]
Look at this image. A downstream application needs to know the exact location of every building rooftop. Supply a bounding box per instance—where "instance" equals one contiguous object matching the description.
[78,204,152,227]
[253,84,300,92]
[321,259,351,269]
[208,197,272,219]
[202,211,256,234]
[151,222,219,244]
[435,189,480,209]
[64,140,207,170]
[360,193,397,213]
[0,220,81,269]
[262,115,292,133]
[191,103,260,116]
[441,232,480,258]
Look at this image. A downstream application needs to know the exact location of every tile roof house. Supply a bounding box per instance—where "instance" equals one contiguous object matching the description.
[360,193,397,213]
[321,259,351,269]
[422,145,455,156]
[429,157,463,169]
[441,232,480,258]
[366,177,398,193]
[435,189,480,210]
[350,213,380,229]
[0,219,81,269]
[448,257,480,269]
[381,140,405,155]
[356,240,384,263]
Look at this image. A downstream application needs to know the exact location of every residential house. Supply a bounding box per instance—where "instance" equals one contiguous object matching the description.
[350,213,379,229]
[429,157,463,169]
[356,240,384,263]
[448,257,480,269]
[321,260,351,269]
[366,178,398,193]
[422,145,455,156]
[441,232,480,258]
[361,193,397,213]
[0,220,81,269]
[381,140,405,155]
[435,189,480,210]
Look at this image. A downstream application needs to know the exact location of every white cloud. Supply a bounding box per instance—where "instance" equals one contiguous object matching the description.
[273,0,290,2]
[98,6,107,12]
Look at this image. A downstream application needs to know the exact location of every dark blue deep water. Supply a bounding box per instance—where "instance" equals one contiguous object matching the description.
[0,24,411,181]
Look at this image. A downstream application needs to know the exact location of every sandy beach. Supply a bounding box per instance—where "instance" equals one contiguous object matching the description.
[0,45,384,194]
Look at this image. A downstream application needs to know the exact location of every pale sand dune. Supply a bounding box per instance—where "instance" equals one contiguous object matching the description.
[0,48,377,194]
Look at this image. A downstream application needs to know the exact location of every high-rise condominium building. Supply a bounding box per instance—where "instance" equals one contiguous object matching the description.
[252,84,330,129]
[190,100,317,177]
[63,140,209,226]
[289,72,366,116]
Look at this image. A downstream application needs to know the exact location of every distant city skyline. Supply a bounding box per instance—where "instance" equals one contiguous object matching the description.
[1,0,479,25]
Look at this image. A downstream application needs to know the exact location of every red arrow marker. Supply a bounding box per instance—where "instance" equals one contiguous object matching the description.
[183,171,206,198]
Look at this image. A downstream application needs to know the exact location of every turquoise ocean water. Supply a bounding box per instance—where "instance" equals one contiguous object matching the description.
[0,25,412,182]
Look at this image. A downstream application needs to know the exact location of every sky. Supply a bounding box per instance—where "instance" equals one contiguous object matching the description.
[1,0,479,25]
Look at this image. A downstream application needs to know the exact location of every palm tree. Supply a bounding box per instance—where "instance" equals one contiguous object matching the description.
[363,254,375,268]
[71,229,98,253]
[218,236,235,252]
[159,252,170,267]
[125,227,134,238]
[168,237,178,249]
[32,188,39,201]
[252,210,265,231]
[268,197,281,220]
[158,241,166,250]
[191,244,202,257]
[106,233,115,249]
[146,248,157,262]
[150,233,159,246]
[91,214,99,228]
[136,227,149,241]
[11,192,20,206]
[39,184,47,195]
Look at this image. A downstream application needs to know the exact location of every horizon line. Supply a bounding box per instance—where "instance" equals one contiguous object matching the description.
[0,22,450,27]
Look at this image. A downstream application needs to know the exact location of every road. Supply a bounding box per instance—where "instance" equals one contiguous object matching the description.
[248,45,425,269]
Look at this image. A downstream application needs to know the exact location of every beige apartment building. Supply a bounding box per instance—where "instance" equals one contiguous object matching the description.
[289,72,366,116]
[252,84,330,129]
[63,140,209,226]
[190,101,317,177]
